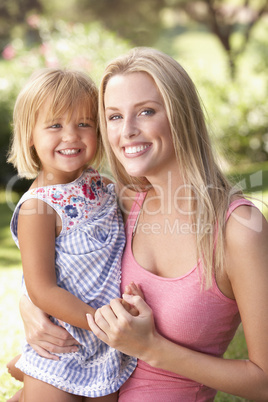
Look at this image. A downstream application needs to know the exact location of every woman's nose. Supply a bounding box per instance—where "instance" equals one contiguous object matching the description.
[122,117,140,139]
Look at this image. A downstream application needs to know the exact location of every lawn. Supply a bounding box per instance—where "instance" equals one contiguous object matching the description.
[0,193,24,401]
[0,163,267,401]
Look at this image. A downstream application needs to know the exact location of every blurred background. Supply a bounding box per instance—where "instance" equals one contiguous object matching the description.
[0,1,267,400]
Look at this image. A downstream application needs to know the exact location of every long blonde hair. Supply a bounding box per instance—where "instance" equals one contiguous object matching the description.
[8,68,102,179]
[99,47,242,287]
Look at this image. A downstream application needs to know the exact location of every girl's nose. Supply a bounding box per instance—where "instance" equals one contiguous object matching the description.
[62,126,80,141]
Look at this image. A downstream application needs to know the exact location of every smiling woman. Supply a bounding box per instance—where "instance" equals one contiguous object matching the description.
[88,47,268,401]
[104,72,176,181]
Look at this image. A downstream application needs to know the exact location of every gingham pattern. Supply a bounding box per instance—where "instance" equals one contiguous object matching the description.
[11,168,136,397]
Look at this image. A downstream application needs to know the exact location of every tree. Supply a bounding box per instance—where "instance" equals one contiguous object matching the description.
[67,0,268,79]
[2,0,267,80]
[177,0,268,79]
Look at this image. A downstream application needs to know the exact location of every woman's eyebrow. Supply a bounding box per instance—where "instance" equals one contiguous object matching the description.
[105,100,162,111]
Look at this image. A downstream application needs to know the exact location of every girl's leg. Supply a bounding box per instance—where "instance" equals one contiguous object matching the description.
[83,391,118,402]
[23,374,83,402]
[6,354,24,382]
[6,355,24,402]
[7,388,23,402]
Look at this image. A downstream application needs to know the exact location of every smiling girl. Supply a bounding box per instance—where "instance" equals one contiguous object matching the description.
[7,68,137,402]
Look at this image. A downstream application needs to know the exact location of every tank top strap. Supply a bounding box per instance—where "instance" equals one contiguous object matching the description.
[213,198,257,254]
[125,192,147,240]
[226,198,256,221]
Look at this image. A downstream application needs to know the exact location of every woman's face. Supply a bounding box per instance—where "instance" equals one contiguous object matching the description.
[104,72,177,181]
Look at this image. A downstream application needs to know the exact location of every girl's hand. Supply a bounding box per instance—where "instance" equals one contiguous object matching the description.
[87,294,158,362]
[20,295,79,360]
[124,282,144,298]
[121,282,144,316]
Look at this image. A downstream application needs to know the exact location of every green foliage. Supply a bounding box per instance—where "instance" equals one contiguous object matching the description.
[0,0,44,52]
[199,76,268,165]
[0,17,130,189]
[156,22,268,166]
[75,0,166,46]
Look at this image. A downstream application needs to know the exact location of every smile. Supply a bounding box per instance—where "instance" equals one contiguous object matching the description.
[124,144,150,155]
[58,149,81,155]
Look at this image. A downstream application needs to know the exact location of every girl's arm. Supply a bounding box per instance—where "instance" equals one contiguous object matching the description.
[18,198,95,330]
[87,206,268,401]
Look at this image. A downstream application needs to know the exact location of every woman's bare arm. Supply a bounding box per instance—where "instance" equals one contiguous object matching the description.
[20,295,79,359]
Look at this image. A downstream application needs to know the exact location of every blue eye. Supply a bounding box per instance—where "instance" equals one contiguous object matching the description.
[141,109,155,116]
[50,123,61,128]
[109,114,122,121]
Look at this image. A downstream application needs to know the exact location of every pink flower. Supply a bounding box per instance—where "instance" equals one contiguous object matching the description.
[39,43,59,67]
[27,15,40,29]
[2,45,16,60]
[39,43,50,55]
[82,183,95,200]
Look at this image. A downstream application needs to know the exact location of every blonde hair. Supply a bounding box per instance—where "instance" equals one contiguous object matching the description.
[99,47,242,287]
[8,68,102,179]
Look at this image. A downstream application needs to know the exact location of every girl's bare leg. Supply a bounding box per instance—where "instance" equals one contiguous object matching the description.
[7,389,23,402]
[6,355,24,402]
[6,354,24,382]
[22,375,83,402]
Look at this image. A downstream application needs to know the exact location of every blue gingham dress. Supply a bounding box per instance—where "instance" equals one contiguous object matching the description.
[10,168,137,397]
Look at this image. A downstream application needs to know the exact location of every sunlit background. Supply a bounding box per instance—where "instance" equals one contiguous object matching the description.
[0,1,267,400]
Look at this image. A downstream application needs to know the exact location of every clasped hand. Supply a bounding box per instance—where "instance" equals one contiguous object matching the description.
[86,286,157,361]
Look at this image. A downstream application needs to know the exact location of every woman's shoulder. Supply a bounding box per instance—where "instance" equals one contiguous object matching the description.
[226,197,266,235]
[225,200,268,276]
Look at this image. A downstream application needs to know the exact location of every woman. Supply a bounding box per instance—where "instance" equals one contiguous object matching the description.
[18,48,268,401]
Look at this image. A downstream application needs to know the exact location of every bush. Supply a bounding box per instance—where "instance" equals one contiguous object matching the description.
[199,76,268,166]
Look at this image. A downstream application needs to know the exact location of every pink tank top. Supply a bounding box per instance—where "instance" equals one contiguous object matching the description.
[119,195,255,401]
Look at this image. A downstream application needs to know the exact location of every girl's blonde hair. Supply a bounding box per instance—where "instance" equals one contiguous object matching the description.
[99,47,242,287]
[8,68,102,179]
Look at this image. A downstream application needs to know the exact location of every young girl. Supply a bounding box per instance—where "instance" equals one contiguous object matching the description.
[7,68,137,401]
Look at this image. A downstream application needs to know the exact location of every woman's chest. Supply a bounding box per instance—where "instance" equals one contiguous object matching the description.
[132,214,198,278]
[121,252,240,354]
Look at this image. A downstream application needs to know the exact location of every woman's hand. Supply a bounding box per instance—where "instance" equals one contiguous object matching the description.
[87,294,159,362]
[20,295,79,360]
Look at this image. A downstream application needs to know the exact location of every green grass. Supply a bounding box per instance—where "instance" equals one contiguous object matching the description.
[0,163,267,401]
[0,191,23,401]
[0,268,23,401]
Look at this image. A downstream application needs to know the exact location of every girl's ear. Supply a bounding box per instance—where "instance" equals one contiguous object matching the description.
[29,136,34,147]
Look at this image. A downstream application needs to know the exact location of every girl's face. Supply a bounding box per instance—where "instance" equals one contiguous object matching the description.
[104,72,177,182]
[31,100,97,184]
